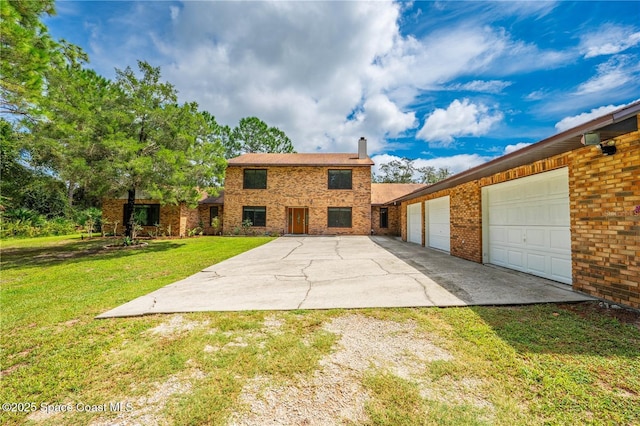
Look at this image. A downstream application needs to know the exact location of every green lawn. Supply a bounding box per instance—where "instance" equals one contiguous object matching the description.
[1,236,639,425]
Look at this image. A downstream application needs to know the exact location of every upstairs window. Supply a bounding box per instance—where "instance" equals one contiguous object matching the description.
[243,169,267,189]
[328,169,352,189]
[123,204,160,226]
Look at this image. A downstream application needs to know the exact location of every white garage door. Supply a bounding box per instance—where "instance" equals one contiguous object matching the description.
[426,196,450,252]
[407,203,422,244]
[484,168,571,284]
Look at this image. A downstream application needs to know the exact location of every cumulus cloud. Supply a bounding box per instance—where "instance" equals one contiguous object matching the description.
[554,99,639,132]
[416,99,503,145]
[503,142,532,154]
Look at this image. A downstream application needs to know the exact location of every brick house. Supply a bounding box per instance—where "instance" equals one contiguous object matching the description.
[223,138,374,235]
[393,101,640,309]
[102,190,223,237]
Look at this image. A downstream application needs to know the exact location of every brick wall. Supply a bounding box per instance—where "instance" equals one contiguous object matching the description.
[449,181,482,262]
[398,115,640,309]
[569,118,640,309]
[223,165,371,235]
[372,205,402,236]
[101,198,184,237]
[198,205,224,235]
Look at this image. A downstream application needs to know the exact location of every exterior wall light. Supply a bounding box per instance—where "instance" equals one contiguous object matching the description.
[598,140,617,155]
[581,132,617,155]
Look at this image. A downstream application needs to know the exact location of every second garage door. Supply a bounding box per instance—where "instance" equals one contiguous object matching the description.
[483,168,571,284]
[407,203,422,244]
[425,196,450,252]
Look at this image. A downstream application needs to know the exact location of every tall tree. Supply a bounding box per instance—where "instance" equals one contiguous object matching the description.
[373,158,416,183]
[0,0,58,117]
[201,111,233,159]
[111,61,225,238]
[373,158,452,184]
[228,116,295,157]
[27,51,114,207]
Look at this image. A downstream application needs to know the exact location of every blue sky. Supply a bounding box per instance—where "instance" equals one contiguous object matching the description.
[46,1,640,174]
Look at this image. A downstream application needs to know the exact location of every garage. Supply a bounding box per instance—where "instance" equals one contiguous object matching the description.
[425,196,450,252]
[406,202,422,244]
[482,168,571,284]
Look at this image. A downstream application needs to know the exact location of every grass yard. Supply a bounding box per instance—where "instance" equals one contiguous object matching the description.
[1,236,639,425]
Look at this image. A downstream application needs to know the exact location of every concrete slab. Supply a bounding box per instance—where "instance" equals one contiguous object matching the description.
[96,236,594,318]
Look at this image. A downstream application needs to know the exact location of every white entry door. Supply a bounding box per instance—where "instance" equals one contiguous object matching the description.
[484,168,571,284]
[426,196,450,252]
[407,203,422,244]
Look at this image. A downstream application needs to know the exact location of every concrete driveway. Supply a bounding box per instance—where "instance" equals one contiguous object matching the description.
[96,236,593,318]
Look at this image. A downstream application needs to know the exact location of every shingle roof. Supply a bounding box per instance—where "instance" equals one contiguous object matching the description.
[371,183,428,205]
[199,190,224,204]
[227,153,374,167]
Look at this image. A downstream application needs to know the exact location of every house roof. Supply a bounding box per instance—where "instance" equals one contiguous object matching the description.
[391,100,640,204]
[199,190,224,204]
[227,152,374,167]
[371,183,428,205]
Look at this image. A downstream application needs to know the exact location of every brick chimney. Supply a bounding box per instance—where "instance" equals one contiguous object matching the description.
[358,137,367,159]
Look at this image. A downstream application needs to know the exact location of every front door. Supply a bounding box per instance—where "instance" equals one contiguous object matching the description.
[288,208,308,234]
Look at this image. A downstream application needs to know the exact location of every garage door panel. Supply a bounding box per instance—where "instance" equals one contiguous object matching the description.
[507,228,523,244]
[550,229,571,251]
[551,258,572,283]
[486,168,571,284]
[507,250,525,268]
[526,253,547,275]
[526,228,546,248]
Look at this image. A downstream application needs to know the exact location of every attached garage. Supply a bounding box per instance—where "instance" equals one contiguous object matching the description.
[406,203,422,244]
[482,168,571,284]
[425,196,450,252]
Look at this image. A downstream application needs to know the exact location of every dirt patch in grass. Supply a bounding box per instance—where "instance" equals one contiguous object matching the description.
[147,315,210,337]
[559,301,640,331]
[230,314,454,425]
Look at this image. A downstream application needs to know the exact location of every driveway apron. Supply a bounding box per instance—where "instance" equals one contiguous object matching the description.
[96,236,593,318]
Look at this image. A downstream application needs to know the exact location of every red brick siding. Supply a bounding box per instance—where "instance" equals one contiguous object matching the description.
[223,165,371,235]
[198,205,224,235]
[450,181,482,262]
[569,119,640,309]
[399,114,640,309]
[372,205,402,236]
[101,198,184,237]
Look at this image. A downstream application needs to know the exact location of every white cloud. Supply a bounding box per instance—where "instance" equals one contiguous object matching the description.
[503,142,532,155]
[580,24,640,58]
[554,99,639,132]
[363,94,417,137]
[447,80,512,94]
[575,56,636,95]
[416,99,503,145]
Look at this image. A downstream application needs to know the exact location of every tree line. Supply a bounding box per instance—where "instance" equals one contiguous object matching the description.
[1,0,452,239]
[1,0,294,238]
[373,158,451,184]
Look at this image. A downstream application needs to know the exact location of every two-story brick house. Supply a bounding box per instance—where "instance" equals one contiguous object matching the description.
[223,138,374,235]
